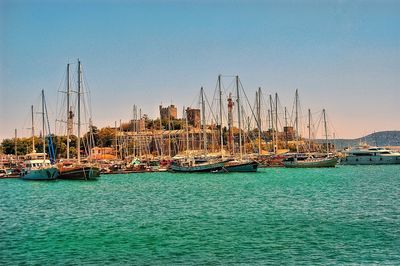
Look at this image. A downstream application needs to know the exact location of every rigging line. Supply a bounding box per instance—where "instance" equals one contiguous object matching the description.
[220,74,237,78]
[315,111,323,138]
[209,76,220,117]
[83,74,94,122]
[55,69,66,124]
[220,77,236,125]
[20,105,32,138]
[241,106,257,144]
[260,89,273,125]
[248,95,257,128]
[31,94,43,135]
[289,92,296,128]
[56,68,67,95]
[238,78,270,144]
[187,90,198,109]
[204,91,218,126]
[276,94,289,130]
[327,117,338,139]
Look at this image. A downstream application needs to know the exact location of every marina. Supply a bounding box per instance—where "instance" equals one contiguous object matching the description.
[1,1,399,265]
[1,166,400,264]
[1,67,399,176]
[5,64,398,176]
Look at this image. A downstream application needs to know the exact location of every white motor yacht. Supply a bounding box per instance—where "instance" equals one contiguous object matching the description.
[341,146,400,165]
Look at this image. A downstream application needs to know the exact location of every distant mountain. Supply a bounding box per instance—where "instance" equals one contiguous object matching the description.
[317,131,400,149]
[359,131,400,146]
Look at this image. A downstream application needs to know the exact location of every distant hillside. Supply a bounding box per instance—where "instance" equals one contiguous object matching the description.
[317,131,400,149]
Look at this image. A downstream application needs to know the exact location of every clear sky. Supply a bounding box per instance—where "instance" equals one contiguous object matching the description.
[1,0,399,140]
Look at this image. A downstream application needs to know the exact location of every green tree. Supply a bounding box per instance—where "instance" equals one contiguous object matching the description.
[97,127,115,147]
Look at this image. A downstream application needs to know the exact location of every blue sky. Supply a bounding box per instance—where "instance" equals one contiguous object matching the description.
[1,0,399,139]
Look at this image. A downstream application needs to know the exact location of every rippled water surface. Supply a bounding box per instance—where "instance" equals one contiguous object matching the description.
[1,166,400,265]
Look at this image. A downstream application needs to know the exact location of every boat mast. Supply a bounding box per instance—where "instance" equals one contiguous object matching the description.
[284,106,288,148]
[31,105,35,152]
[132,104,137,157]
[14,128,17,157]
[185,106,189,155]
[227,93,234,154]
[120,120,124,159]
[66,63,70,160]
[211,120,215,152]
[114,121,118,159]
[218,75,223,157]
[242,106,247,155]
[168,106,171,157]
[77,59,81,163]
[275,93,278,153]
[257,88,261,155]
[295,89,299,153]
[269,95,275,154]
[201,87,207,153]
[158,104,164,157]
[42,89,46,160]
[323,109,329,156]
[308,109,311,153]
[236,76,243,160]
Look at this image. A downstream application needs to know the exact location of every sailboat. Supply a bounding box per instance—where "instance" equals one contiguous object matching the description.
[58,60,100,180]
[170,157,227,173]
[283,94,338,168]
[221,76,259,172]
[170,87,227,173]
[21,91,59,180]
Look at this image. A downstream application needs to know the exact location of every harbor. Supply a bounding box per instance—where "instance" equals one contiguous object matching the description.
[2,1,400,265]
[1,62,399,177]
[1,166,400,264]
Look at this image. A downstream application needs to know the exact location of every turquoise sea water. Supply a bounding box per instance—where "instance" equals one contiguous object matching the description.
[1,166,400,265]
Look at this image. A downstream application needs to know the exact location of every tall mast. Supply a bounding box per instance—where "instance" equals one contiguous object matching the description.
[323,109,329,156]
[242,106,248,155]
[212,120,216,152]
[158,105,164,157]
[89,118,94,159]
[269,95,275,153]
[31,105,35,152]
[201,87,207,153]
[284,107,288,127]
[114,121,118,159]
[257,88,261,155]
[120,120,124,158]
[132,104,137,157]
[236,76,243,160]
[133,105,136,131]
[275,92,278,152]
[42,89,46,160]
[77,59,81,163]
[185,107,189,155]
[66,63,70,160]
[308,109,311,153]
[168,106,171,157]
[218,75,223,156]
[227,93,234,155]
[14,128,17,157]
[295,89,299,153]
[284,106,288,148]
